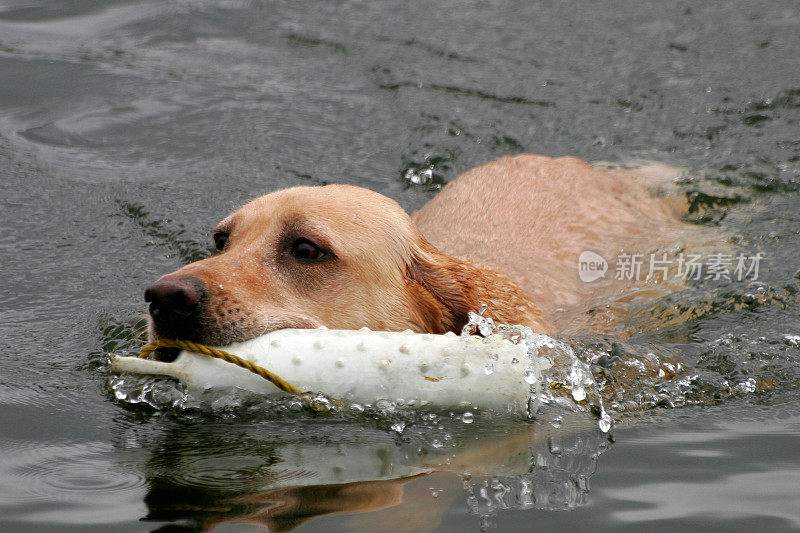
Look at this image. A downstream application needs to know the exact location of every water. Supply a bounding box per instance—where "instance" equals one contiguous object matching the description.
[1,0,800,530]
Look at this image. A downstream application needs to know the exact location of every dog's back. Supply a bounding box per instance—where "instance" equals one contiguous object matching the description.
[413,155,707,333]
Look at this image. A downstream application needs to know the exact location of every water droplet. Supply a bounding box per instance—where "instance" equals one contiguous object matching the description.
[308,394,332,413]
[404,167,433,185]
[734,378,757,393]
[571,387,586,402]
[598,412,613,432]
[511,357,519,364]
[462,411,474,424]
[391,421,405,433]
[484,362,494,375]
[462,309,496,336]
[374,399,393,411]
[524,370,538,384]
[551,416,563,428]
[783,334,800,347]
[429,487,443,498]
[478,319,494,337]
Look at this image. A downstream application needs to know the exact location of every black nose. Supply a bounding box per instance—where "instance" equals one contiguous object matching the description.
[144,277,204,322]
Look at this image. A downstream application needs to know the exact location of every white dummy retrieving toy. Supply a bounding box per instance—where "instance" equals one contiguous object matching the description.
[110,327,552,412]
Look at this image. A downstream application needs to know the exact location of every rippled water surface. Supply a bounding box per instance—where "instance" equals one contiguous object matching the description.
[1,0,799,531]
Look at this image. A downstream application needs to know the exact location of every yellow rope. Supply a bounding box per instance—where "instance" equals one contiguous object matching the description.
[138,338,301,395]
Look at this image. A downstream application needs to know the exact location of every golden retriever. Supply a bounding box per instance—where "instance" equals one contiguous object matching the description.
[145,154,696,350]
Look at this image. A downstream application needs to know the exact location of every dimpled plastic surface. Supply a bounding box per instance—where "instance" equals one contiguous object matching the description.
[111,328,550,412]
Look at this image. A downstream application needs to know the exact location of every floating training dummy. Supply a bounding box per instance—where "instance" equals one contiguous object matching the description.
[110,326,554,413]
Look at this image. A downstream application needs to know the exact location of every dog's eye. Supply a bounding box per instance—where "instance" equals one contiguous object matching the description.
[290,238,328,262]
[212,231,229,253]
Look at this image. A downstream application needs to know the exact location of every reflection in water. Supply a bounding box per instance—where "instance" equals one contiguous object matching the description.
[462,422,611,515]
[126,409,610,531]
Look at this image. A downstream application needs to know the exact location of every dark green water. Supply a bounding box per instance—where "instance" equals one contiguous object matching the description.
[1,1,799,531]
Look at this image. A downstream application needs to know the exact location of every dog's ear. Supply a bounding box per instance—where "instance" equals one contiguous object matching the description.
[405,242,475,333]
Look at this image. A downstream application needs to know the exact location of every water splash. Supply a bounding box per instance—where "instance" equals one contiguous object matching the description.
[109,375,187,410]
[461,308,613,431]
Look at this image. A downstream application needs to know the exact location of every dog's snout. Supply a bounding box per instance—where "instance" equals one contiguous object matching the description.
[144,277,204,319]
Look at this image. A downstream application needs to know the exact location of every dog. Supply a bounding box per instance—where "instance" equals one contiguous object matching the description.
[145,154,698,354]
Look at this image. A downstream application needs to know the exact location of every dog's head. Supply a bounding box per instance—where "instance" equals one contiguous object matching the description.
[145,185,503,348]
